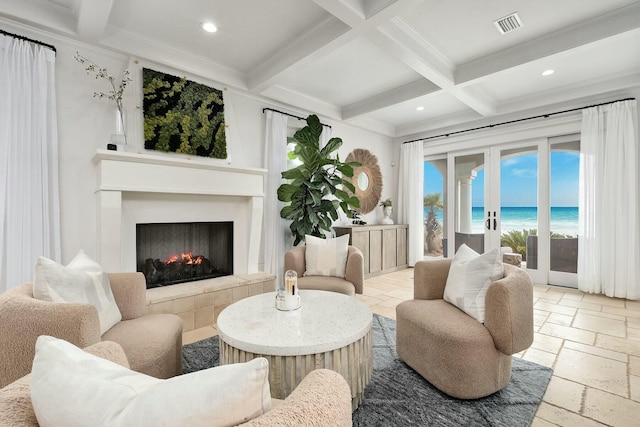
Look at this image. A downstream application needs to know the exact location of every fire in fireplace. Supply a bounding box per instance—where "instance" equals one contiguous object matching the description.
[136,222,233,288]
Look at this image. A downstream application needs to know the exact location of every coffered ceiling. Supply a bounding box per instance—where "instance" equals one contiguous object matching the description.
[1,0,639,138]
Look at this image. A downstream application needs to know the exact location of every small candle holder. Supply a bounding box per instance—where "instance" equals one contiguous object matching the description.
[276,270,300,311]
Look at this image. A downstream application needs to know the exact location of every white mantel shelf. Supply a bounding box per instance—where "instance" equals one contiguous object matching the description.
[92,150,267,196]
[92,150,265,274]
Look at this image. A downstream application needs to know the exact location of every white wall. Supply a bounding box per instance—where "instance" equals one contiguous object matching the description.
[3,24,396,266]
[330,122,399,226]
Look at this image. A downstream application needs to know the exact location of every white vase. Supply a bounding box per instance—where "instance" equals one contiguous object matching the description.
[381,206,394,224]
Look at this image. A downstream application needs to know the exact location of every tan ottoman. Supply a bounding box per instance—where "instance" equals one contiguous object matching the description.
[503,253,522,266]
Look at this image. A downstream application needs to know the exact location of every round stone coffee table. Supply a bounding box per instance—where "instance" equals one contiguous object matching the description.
[217,290,373,410]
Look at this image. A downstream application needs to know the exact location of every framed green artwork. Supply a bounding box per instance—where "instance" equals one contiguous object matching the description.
[142,68,227,158]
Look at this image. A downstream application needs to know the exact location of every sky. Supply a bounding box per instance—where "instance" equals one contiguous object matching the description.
[424,151,579,207]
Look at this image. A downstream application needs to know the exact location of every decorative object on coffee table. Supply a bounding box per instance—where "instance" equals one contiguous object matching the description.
[275,270,300,310]
[217,290,373,410]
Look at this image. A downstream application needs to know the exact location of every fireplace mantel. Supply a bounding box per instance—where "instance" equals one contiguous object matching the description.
[92,150,266,196]
[92,150,267,274]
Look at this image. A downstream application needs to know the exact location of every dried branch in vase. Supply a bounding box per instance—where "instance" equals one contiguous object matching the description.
[74,51,132,145]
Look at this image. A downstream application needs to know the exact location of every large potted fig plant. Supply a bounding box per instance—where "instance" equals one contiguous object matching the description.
[277,115,360,246]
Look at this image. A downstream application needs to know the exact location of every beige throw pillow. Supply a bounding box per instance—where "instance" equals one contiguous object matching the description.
[33,250,122,335]
[304,234,349,278]
[30,336,272,427]
[443,244,504,323]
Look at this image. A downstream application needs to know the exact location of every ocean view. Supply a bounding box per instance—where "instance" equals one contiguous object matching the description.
[428,207,578,236]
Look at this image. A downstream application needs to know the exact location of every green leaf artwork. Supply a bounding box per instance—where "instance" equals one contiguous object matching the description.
[142,68,227,158]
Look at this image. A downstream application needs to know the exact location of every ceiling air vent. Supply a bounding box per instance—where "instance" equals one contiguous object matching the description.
[494,12,523,35]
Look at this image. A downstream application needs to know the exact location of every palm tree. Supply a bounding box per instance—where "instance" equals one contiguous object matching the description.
[424,193,444,253]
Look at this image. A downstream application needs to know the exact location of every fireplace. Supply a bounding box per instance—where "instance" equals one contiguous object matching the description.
[136,222,233,288]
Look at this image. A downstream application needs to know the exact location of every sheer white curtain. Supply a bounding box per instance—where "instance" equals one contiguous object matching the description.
[263,111,289,286]
[320,124,331,150]
[578,100,639,299]
[397,141,424,266]
[0,35,60,293]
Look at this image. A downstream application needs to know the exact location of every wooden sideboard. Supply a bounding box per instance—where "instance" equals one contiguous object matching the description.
[334,224,408,278]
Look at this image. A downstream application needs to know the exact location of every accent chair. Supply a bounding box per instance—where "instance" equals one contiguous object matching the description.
[284,245,365,296]
[0,272,183,388]
[0,341,353,426]
[396,259,534,399]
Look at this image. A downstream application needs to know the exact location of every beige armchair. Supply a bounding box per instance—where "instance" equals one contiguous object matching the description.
[284,245,364,296]
[0,341,353,427]
[0,273,183,388]
[396,259,534,399]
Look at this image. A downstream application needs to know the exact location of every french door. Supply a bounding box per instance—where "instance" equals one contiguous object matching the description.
[433,137,579,287]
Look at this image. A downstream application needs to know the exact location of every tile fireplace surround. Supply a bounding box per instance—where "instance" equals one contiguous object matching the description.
[92,150,273,330]
[147,273,275,331]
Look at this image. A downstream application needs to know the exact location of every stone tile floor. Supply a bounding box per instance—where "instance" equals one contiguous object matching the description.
[183,268,640,426]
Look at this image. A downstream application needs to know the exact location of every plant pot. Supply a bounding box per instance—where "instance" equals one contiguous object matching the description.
[381,206,394,224]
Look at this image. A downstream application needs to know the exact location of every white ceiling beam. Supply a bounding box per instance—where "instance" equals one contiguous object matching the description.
[369,18,496,116]
[371,18,454,87]
[311,0,366,27]
[313,0,406,24]
[249,0,424,93]
[75,0,115,42]
[355,0,425,26]
[456,2,640,84]
[447,86,497,117]
[247,17,350,93]
[342,78,440,119]
[0,0,76,35]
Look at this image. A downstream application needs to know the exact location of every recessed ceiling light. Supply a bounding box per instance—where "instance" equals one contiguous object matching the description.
[201,22,217,33]
[416,106,425,111]
[542,69,554,76]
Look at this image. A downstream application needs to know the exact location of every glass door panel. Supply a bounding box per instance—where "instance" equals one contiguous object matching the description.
[453,152,486,255]
[424,159,447,258]
[434,137,577,286]
[549,140,580,287]
[499,146,539,270]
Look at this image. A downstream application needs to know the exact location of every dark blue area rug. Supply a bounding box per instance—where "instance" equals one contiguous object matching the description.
[182,314,552,427]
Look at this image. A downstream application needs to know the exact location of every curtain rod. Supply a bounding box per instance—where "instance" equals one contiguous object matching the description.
[0,29,57,54]
[262,107,332,128]
[402,97,636,144]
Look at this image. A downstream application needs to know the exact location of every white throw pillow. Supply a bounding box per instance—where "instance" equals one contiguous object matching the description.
[304,234,350,278]
[443,244,504,323]
[30,336,272,427]
[33,250,122,335]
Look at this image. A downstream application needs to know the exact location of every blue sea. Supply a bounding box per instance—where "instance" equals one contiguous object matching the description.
[427,207,578,236]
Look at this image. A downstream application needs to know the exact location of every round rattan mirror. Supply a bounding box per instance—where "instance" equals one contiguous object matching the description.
[345,149,383,214]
